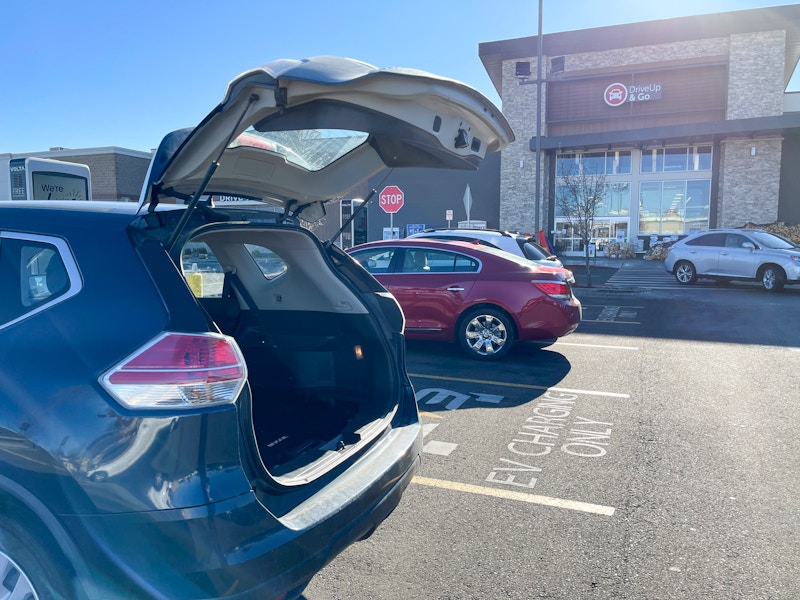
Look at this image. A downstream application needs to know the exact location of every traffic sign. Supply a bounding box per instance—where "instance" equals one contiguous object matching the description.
[379,185,404,214]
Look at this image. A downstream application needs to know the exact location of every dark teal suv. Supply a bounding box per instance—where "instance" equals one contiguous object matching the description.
[0,56,512,599]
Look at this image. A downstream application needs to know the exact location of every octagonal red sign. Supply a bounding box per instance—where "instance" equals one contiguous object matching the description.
[379,185,404,214]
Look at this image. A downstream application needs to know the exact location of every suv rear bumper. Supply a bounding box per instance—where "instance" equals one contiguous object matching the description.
[61,424,422,600]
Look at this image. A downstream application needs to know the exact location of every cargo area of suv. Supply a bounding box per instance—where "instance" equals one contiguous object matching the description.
[174,223,400,484]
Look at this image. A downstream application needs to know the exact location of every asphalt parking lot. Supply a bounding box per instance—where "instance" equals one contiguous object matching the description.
[304,275,800,600]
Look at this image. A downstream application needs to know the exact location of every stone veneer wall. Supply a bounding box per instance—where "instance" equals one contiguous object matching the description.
[499,29,788,233]
[717,31,786,226]
[499,57,544,232]
[718,138,783,227]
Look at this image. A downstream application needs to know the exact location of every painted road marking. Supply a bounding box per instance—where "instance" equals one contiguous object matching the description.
[410,373,630,399]
[582,318,641,324]
[416,388,504,411]
[418,411,442,419]
[413,476,615,516]
[554,341,639,350]
[422,423,439,436]
[421,420,458,456]
[581,304,641,324]
[423,441,458,456]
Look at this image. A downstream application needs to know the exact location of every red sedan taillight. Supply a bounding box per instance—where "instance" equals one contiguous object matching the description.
[100,332,247,410]
[532,280,572,300]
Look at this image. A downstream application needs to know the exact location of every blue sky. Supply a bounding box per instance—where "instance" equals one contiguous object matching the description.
[1,0,797,153]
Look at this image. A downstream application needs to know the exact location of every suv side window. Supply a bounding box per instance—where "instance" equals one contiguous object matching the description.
[0,233,78,329]
[724,234,750,248]
[686,233,725,247]
[181,242,288,299]
[245,244,287,280]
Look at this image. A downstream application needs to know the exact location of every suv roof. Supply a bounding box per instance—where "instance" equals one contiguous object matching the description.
[407,228,562,266]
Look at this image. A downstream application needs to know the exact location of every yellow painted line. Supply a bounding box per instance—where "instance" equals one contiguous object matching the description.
[408,373,630,399]
[413,476,615,516]
[418,411,443,419]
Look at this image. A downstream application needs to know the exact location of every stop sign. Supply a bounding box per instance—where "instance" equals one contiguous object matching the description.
[379,185,404,214]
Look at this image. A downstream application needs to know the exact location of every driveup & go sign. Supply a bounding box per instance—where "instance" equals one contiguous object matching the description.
[604,82,662,106]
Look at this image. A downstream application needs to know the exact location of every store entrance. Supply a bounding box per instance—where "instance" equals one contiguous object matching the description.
[554,219,630,256]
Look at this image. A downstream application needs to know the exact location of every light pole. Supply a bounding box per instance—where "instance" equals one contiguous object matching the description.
[534,0,543,235]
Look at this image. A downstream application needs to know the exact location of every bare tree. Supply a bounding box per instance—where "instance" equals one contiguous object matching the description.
[555,158,607,287]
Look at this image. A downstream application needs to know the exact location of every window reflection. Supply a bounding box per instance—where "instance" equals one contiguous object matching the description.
[640,145,712,173]
[638,180,710,235]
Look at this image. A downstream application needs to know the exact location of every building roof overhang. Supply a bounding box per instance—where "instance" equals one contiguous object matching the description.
[532,112,800,153]
[480,5,800,97]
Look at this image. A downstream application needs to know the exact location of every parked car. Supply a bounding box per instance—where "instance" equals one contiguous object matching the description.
[407,228,564,267]
[664,228,800,291]
[0,56,513,599]
[347,239,581,360]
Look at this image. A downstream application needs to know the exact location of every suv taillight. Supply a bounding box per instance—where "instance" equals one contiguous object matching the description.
[532,280,572,301]
[100,332,247,410]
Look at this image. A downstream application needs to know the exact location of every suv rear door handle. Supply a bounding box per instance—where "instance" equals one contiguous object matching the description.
[447,286,465,292]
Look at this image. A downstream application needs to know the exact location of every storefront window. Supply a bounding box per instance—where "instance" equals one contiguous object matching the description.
[694,146,712,171]
[557,150,632,176]
[661,181,686,234]
[639,182,662,234]
[556,154,577,177]
[582,152,606,175]
[664,148,688,172]
[641,146,713,173]
[685,180,711,233]
[613,151,632,174]
[641,149,664,174]
[600,183,631,216]
[638,180,710,235]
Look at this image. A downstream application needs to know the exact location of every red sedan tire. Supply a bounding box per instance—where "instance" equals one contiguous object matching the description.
[457,307,515,360]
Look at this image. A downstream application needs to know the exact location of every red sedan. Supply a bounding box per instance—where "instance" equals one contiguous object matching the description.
[347,239,581,360]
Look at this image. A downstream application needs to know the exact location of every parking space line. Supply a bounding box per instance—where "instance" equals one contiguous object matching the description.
[554,341,639,350]
[581,319,641,324]
[582,304,644,309]
[422,441,458,456]
[412,476,615,516]
[409,373,630,399]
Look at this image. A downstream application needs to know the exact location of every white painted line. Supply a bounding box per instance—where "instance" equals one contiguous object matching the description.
[422,441,458,456]
[413,476,615,516]
[582,319,641,324]
[409,373,630,399]
[549,386,630,398]
[422,423,439,437]
[554,341,639,350]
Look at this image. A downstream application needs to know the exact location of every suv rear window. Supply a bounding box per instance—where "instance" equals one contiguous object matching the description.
[0,233,78,328]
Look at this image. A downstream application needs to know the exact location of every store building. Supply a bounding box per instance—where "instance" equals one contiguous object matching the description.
[479,4,800,254]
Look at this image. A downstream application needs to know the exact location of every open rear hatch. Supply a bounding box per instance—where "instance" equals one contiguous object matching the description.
[135,55,514,489]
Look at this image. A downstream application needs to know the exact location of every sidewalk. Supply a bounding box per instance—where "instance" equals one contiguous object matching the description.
[563,256,660,288]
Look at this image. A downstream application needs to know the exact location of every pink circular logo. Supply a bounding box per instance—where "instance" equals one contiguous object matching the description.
[604,83,628,107]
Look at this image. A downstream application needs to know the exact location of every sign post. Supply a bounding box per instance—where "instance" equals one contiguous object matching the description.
[462,184,473,224]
